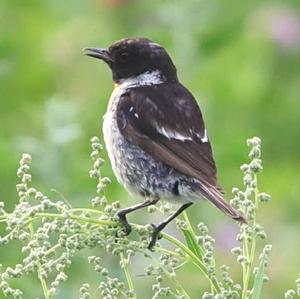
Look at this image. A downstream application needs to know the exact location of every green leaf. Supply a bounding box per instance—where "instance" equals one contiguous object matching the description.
[181,212,204,260]
[252,254,266,299]
[181,228,203,260]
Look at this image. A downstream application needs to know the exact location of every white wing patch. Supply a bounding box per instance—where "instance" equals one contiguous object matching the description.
[201,129,208,143]
[196,130,208,143]
[156,126,193,141]
[157,126,209,143]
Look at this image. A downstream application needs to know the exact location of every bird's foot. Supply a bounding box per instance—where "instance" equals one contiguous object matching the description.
[148,224,163,251]
[116,212,132,237]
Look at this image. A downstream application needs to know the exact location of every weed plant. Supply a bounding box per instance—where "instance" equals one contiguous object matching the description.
[0,137,299,298]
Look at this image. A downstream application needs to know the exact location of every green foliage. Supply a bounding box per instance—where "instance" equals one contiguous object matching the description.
[0,136,298,298]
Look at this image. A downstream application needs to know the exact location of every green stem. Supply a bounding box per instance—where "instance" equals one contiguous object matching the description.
[120,252,137,299]
[241,225,249,299]
[27,212,116,226]
[154,246,183,257]
[45,243,61,256]
[69,208,104,215]
[161,232,221,293]
[242,174,259,299]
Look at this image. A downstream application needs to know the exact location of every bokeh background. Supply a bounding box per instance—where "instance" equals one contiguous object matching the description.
[1,0,300,298]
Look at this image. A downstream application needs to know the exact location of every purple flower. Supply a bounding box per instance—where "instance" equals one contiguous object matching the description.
[265,6,300,49]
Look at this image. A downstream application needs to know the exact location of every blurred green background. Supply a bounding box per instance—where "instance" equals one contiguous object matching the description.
[1,0,300,298]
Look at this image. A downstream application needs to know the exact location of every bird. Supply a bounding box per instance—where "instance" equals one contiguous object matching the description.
[84,37,246,250]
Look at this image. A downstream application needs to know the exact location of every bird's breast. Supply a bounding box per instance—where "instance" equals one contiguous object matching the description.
[103,85,148,192]
[102,85,200,203]
[103,85,124,182]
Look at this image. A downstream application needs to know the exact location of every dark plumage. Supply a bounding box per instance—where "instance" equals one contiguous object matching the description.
[84,37,246,250]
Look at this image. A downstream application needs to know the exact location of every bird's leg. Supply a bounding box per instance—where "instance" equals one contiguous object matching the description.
[117,197,159,235]
[148,202,193,250]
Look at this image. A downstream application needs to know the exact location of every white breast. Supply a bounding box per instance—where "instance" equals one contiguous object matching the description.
[103,71,164,180]
[102,84,123,177]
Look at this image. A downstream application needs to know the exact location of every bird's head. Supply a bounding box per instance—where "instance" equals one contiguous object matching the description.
[84,37,177,83]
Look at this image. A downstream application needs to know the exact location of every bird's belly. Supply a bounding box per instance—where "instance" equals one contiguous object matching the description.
[103,110,166,194]
[103,108,199,203]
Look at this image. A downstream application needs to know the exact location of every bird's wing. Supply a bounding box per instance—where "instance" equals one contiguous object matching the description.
[117,83,218,187]
[116,83,245,222]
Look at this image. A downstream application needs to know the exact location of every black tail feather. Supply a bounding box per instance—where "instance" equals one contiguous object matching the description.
[200,183,247,224]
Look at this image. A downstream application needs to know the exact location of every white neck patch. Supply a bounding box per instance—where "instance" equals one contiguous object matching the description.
[118,70,164,88]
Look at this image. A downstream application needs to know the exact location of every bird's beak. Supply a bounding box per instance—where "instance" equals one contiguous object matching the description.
[83,47,113,63]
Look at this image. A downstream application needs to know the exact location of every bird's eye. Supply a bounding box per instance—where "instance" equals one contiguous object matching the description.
[119,51,130,62]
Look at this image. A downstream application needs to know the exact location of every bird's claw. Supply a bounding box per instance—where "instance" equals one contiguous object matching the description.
[116,212,132,237]
[122,222,132,235]
[148,224,162,251]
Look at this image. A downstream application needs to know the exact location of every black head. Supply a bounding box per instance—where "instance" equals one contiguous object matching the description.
[84,37,178,83]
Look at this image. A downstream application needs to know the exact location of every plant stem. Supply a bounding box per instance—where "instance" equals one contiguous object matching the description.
[242,174,259,299]
[161,232,221,293]
[154,246,183,257]
[70,208,105,215]
[120,252,137,299]
[28,212,116,226]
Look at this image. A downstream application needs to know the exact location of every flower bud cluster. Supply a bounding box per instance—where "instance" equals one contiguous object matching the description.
[251,244,272,284]
[230,138,269,254]
[151,265,171,299]
[285,289,296,299]
[213,137,272,298]
[79,283,90,299]
[230,137,271,221]
[297,273,300,295]
[220,265,235,292]
[284,273,300,299]
[197,223,216,277]
[88,255,132,299]
[89,136,111,208]
[145,250,184,298]
[175,219,188,230]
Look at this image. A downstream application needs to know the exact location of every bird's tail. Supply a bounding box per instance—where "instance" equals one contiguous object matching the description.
[200,183,247,224]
